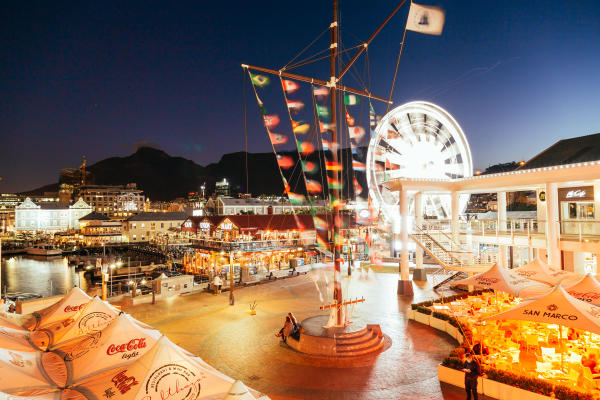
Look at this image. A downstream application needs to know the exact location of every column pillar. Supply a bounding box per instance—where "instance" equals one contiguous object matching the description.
[545,182,561,267]
[497,191,507,268]
[451,191,460,249]
[398,188,413,296]
[413,192,427,281]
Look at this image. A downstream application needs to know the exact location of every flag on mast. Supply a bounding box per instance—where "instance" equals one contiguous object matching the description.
[406,2,445,35]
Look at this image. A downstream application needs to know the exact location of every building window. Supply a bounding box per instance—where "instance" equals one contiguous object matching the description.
[161,222,164,228]
[141,223,145,228]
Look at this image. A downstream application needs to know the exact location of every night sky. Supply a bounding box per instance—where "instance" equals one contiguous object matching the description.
[1,0,599,192]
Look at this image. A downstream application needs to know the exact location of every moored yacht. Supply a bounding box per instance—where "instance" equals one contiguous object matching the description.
[26,243,62,256]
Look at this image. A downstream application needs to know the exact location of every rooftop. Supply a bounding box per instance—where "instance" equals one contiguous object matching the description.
[79,211,110,221]
[126,211,187,221]
[521,133,600,169]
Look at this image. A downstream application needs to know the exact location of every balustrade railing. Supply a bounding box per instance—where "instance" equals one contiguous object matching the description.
[191,237,304,251]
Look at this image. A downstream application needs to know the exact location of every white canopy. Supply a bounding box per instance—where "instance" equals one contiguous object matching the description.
[512,258,581,286]
[53,313,162,385]
[452,264,551,298]
[70,336,234,400]
[0,327,49,352]
[222,381,255,400]
[564,274,600,307]
[0,312,30,331]
[27,288,91,331]
[0,349,64,395]
[485,285,600,335]
[46,297,119,348]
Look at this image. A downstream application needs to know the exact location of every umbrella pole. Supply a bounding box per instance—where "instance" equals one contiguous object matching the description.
[559,325,564,371]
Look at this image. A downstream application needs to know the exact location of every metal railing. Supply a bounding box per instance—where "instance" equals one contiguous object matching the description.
[191,237,305,251]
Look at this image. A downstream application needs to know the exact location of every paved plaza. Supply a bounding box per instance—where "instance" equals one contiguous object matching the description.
[123,265,488,399]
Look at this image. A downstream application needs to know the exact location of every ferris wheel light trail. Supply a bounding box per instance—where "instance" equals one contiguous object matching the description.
[366,101,473,223]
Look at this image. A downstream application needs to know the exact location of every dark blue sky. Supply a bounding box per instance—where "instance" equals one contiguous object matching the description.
[1,0,599,192]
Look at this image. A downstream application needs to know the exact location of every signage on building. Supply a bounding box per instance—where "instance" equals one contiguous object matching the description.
[183,221,192,228]
[538,191,546,202]
[220,223,233,230]
[199,222,211,230]
[558,186,594,201]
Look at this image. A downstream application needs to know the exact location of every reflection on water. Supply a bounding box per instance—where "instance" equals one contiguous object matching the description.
[1,256,89,297]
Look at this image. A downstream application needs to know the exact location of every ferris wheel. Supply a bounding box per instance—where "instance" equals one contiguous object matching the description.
[366,101,473,222]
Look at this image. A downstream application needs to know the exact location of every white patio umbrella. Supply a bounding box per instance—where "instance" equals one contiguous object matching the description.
[222,381,255,400]
[69,336,234,400]
[564,273,600,307]
[0,326,50,352]
[452,264,551,298]
[45,297,119,348]
[26,287,91,331]
[485,285,600,335]
[0,348,66,395]
[512,258,581,286]
[51,313,162,385]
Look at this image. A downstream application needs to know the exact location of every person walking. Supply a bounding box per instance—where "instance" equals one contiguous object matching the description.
[462,352,482,400]
[212,275,223,295]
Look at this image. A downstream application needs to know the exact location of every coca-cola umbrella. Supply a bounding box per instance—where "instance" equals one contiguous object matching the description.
[69,336,236,400]
[452,264,551,298]
[0,348,67,395]
[51,313,162,385]
[512,257,581,286]
[0,326,50,352]
[25,287,91,331]
[564,273,600,307]
[45,297,120,348]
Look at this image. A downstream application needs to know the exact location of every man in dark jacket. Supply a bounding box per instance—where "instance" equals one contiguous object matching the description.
[463,352,482,400]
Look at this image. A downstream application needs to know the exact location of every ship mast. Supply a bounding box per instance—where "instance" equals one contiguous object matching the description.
[243,0,407,327]
[329,0,343,322]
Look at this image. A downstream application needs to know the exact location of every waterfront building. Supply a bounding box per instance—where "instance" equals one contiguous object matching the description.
[79,212,123,245]
[204,196,327,215]
[386,132,600,283]
[78,183,145,220]
[14,198,91,232]
[0,193,60,232]
[123,211,187,242]
[182,214,316,274]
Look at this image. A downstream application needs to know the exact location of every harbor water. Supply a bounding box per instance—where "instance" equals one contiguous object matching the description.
[1,255,89,298]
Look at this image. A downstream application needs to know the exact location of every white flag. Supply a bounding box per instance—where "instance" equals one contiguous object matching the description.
[406,2,445,35]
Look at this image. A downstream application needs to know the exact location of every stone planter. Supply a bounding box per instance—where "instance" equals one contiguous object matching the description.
[430,316,446,331]
[406,309,415,320]
[437,364,465,389]
[438,365,553,400]
[414,311,431,325]
[445,323,459,339]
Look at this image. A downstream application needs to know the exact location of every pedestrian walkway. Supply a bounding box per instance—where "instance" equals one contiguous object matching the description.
[123,266,489,399]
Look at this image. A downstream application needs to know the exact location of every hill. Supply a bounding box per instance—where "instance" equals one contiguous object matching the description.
[22,146,361,201]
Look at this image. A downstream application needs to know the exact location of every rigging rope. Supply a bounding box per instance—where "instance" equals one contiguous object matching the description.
[386,27,408,113]
[282,26,330,71]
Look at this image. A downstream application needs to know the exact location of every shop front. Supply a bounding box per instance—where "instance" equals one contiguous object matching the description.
[558,186,598,236]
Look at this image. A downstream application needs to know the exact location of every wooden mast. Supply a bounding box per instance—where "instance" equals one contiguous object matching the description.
[330,0,343,324]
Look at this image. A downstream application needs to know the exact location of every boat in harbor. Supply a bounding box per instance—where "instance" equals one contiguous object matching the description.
[25,243,62,256]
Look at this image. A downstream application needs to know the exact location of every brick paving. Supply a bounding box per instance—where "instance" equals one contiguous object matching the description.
[123,266,489,399]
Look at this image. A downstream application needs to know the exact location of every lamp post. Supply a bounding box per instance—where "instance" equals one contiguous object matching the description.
[229,250,234,305]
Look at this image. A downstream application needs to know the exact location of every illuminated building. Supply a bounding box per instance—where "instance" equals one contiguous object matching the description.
[123,211,187,242]
[14,198,91,232]
[78,183,145,220]
[181,213,367,276]
[79,212,123,245]
[204,196,327,215]
[0,193,59,232]
[215,178,230,197]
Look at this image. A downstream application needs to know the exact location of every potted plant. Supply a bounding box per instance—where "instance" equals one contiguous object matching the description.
[248,300,257,315]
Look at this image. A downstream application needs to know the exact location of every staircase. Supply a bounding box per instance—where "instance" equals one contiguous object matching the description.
[410,228,493,289]
[334,325,384,357]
